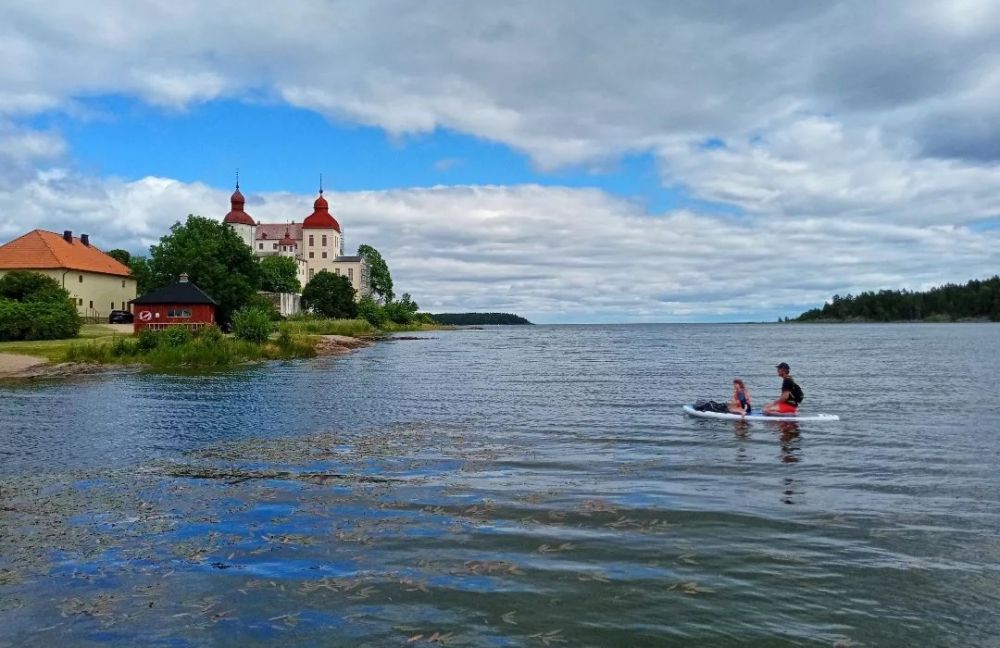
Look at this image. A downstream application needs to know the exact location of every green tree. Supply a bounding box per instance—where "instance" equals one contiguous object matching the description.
[259,255,301,293]
[106,249,131,265]
[128,256,154,295]
[0,270,68,303]
[301,271,358,319]
[0,271,80,341]
[148,215,262,324]
[357,244,394,304]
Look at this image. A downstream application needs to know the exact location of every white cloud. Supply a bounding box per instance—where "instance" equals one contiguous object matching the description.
[1,2,999,320]
[1,173,997,322]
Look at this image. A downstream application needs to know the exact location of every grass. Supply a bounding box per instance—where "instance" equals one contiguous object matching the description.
[64,330,318,369]
[0,324,120,361]
[281,317,377,337]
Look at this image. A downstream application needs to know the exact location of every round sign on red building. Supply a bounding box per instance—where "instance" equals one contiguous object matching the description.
[138,310,153,322]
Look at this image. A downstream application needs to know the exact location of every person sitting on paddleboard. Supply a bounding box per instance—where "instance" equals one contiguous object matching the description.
[763,362,803,415]
[728,379,752,415]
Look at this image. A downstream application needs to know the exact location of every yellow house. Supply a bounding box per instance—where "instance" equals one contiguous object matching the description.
[0,229,136,320]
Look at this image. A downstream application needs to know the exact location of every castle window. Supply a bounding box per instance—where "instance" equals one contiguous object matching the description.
[273,243,278,250]
[322,235,327,246]
[309,269,314,280]
[259,243,263,250]
[335,268,340,275]
[309,235,314,246]
[122,280,126,288]
[309,252,314,259]
[322,252,327,259]
[79,274,83,283]
[78,298,83,305]
[348,268,354,282]
[89,300,94,309]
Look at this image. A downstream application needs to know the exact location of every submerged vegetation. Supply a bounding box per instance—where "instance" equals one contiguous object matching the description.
[796,275,1000,322]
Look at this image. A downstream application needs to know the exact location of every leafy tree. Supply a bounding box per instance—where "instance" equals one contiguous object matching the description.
[147,215,262,324]
[383,292,420,324]
[357,295,386,328]
[0,270,68,303]
[301,271,357,319]
[0,271,80,341]
[357,244,394,304]
[107,249,131,265]
[259,255,301,293]
[128,256,155,295]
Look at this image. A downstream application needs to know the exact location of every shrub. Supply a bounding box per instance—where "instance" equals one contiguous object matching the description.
[196,325,224,343]
[0,271,66,303]
[136,329,160,352]
[0,272,80,341]
[111,336,138,357]
[232,306,273,344]
[357,296,386,328]
[161,326,193,347]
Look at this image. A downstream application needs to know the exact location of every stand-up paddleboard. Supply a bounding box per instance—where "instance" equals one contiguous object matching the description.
[683,405,840,422]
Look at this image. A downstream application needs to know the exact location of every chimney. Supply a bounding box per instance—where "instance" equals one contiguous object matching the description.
[63,230,72,243]
[80,234,90,246]
[179,273,189,283]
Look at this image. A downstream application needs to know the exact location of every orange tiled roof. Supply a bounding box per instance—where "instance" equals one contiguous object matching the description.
[0,230,131,277]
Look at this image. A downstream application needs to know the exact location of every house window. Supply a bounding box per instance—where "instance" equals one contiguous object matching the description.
[111,302,114,310]
[89,300,94,309]
[348,268,354,282]
[77,298,83,306]
[322,251,327,259]
[273,243,278,250]
[121,280,126,288]
[322,235,327,246]
[259,243,264,250]
[79,275,83,283]
[309,252,314,259]
[309,235,315,246]
[167,308,193,318]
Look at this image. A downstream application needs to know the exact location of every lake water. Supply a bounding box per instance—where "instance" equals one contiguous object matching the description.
[1,324,998,647]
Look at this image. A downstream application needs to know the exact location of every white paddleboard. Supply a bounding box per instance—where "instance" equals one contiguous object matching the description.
[683,405,840,422]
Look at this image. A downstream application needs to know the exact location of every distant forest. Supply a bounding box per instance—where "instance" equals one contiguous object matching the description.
[430,313,533,325]
[796,275,1000,322]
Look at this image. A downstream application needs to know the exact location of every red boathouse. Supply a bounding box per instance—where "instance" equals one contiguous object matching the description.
[130,273,217,333]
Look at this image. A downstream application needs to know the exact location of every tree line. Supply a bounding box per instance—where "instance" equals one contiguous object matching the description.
[796,275,1000,322]
[108,215,423,328]
[430,313,532,325]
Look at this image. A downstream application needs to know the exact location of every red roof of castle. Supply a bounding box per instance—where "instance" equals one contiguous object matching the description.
[0,230,131,277]
[302,192,341,231]
[279,229,297,246]
[223,187,256,226]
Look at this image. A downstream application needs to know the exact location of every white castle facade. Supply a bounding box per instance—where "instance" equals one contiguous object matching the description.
[223,185,370,312]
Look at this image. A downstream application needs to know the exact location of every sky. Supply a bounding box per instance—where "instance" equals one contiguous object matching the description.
[1,1,999,323]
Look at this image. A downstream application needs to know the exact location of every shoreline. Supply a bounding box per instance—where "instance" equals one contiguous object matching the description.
[0,333,381,381]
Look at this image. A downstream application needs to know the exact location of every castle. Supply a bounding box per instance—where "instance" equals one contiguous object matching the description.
[222,184,370,301]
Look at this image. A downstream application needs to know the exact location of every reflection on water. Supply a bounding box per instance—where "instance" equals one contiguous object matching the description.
[2,323,1000,647]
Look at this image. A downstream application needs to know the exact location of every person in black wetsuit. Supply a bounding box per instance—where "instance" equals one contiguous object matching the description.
[728,378,752,415]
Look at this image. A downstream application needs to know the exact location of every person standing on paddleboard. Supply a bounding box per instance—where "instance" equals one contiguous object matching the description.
[728,379,752,415]
[763,362,803,415]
